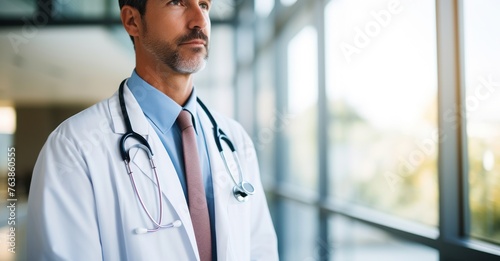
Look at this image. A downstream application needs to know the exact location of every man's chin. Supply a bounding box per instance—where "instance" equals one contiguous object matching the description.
[173,59,207,74]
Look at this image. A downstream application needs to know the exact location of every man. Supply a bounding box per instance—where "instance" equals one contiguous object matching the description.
[26,0,278,260]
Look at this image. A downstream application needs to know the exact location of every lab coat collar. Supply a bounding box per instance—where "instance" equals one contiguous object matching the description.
[109,80,150,136]
[114,75,201,136]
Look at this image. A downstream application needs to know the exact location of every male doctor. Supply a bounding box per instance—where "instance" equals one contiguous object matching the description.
[27,0,278,260]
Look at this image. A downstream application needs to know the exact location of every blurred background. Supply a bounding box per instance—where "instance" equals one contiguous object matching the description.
[0,0,499,260]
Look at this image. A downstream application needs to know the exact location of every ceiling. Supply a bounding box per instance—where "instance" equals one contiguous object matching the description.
[0,26,134,106]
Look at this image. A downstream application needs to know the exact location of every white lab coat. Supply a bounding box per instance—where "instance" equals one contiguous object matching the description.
[27,84,278,261]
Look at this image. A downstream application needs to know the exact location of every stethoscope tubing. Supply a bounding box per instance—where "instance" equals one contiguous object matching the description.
[118,79,254,234]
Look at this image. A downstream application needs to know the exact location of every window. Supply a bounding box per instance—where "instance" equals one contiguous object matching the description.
[196,25,236,118]
[281,201,318,260]
[0,0,36,17]
[325,0,438,226]
[52,0,115,19]
[255,47,277,186]
[285,25,318,193]
[281,0,297,7]
[463,0,500,245]
[262,0,500,260]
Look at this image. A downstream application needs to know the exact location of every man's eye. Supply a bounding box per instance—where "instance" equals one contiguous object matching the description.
[200,2,210,11]
[168,0,182,6]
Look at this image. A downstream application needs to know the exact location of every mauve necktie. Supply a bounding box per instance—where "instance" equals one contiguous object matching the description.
[176,110,212,261]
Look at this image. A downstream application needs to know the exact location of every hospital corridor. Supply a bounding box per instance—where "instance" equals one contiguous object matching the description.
[1,0,500,260]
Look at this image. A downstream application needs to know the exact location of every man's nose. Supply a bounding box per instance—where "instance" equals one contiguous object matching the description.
[187,5,209,30]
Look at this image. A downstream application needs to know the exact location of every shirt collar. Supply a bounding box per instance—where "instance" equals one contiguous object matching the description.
[127,70,200,135]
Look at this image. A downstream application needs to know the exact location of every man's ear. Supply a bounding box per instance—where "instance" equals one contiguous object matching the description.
[120,6,142,40]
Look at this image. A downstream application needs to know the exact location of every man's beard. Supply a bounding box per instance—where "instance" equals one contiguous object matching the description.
[142,22,210,74]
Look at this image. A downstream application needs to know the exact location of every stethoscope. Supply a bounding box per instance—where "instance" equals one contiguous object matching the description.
[118,79,255,234]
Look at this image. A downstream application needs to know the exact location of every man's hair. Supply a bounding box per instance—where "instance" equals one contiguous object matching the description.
[119,0,147,15]
[119,0,148,44]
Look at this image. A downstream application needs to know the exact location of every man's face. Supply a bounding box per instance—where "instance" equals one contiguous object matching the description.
[140,0,211,74]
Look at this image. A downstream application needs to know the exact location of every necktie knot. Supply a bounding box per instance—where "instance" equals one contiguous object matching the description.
[177,110,193,131]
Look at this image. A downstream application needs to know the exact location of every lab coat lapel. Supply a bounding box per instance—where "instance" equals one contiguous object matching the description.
[109,82,164,186]
[199,104,233,260]
[108,82,200,260]
[109,81,149,135]
[136,129,200,260]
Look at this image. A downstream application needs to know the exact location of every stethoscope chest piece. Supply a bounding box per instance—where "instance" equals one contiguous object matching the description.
[233,181,255,202]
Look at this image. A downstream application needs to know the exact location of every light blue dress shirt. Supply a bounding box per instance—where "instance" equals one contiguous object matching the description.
[127,71,217,258]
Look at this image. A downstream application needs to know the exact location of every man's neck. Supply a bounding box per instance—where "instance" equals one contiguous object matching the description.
[135,62,194,107]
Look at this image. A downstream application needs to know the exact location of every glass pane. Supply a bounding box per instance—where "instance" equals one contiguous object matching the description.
[281,0,297,7]
[325,0,438,226]
[255,0,275,18]
[284,26,318,193]
[54,0,235,20]
[210,0,236,20]
[53,0,113,19]
[0,0,235,20]
[463,0,500,245]
[196,25,235,118]
[280,200,318,261]
[0,0,36,17]
[255,47,277,187]
[329,215,438,261]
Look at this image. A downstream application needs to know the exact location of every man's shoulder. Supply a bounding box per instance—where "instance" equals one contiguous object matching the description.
[203,108,253,145]
[52,95,115,141]
[202,109,243,132]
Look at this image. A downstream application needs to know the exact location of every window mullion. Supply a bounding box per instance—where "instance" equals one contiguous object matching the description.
[436,0,466,253]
